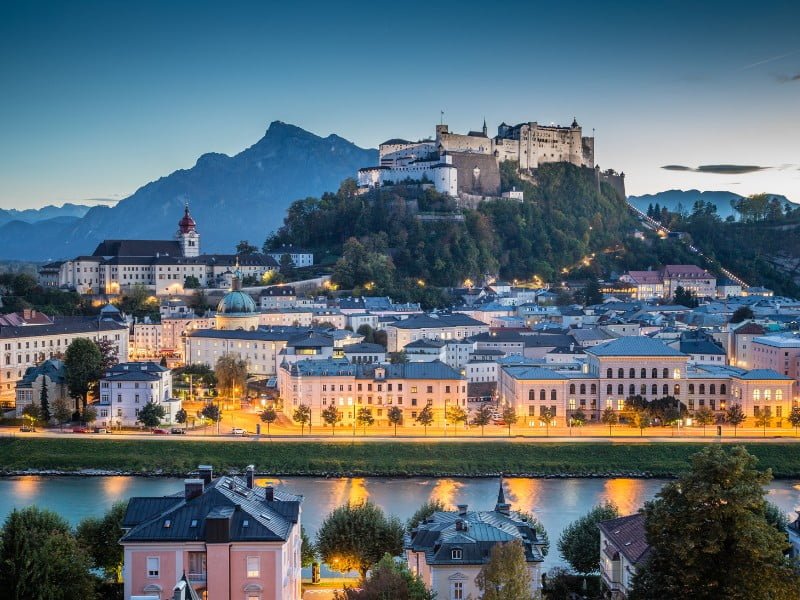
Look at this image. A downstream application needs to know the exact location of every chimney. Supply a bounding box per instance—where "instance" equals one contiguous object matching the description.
[198,465,213,485]
[264,485,274,502]
[246,465,255,489]
[184,478,204,500]
[457,504,468,516]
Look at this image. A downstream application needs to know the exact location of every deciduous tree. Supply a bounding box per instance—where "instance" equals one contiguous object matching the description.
[415,404,434,435]
[357,407,375,436]
[386,406,402,436]
[789,407,800,437]
[557,502,619,574]
[64,337,103,411]
[52,397,72,430]
[601,406,618,435]
[136,401,165,428]
[475,539,534,600]
[755,409,772,437]
[293,404,311,435]
[321,404,341,435]
[334,553,434,600]
[76,501,127,582]
[260,406,278,435]
[446,404,467,436]
[471,403,493,436]
[501,404,518,437]
[214,354,248,401]
[694,406,715,436]
[406,499,445,531]
[726,403,746,436]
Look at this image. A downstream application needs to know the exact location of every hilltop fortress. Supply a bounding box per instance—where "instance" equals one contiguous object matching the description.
[358,117,618,201]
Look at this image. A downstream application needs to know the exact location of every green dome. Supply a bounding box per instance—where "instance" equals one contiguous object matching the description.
[216,290,257,315]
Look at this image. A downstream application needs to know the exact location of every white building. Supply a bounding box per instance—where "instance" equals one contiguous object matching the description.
[384,313,488,353]
[265,246,314,268]
[96,362,179,428]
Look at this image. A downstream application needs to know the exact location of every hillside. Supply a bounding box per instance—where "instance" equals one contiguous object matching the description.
[629,189,793,221]
[0,203,93,226]
[0,122,377,261]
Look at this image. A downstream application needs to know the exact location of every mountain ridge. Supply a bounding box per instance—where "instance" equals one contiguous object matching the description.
[628,189,793,220]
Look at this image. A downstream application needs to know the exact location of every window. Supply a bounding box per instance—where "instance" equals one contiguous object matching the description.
[188,551,206,577]
[550,390,557,401]
[606,384,612,395]
[606,368,613,379]
[569,384,576,394]
[629,368,636,379]
[663,368,669,379]
[147,556,160,577]
[618,368,624,379]
[641,368,647,378]
[452,581,464,600]
[247,556,260,578]
[451,549,462,560]
[528,390,535,401]
[753,389,761,402]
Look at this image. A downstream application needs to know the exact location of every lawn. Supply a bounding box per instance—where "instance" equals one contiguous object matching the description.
[3,438,800,477]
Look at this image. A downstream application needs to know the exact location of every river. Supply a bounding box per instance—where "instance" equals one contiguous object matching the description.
[2,476,799,571]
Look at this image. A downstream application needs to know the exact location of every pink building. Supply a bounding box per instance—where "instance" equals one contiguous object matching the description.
[121,465,302,600]
[750,335,800,380]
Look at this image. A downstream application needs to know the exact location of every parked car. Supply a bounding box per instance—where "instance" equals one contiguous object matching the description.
[93,427,108,434]
[72,426,89,433]
[151,428,169,435]
[231,427,248,436]
[170,427,186,435]
[19,425,35,432]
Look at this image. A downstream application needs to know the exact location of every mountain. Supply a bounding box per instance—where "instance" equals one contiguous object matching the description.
[0,122,377,261]
[628,189,793,220]
[0,203,93,227]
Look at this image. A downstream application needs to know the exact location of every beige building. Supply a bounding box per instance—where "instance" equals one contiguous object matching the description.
[385,313,488,353]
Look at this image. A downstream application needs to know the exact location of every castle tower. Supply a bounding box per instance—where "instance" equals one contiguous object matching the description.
[176,203,200,257]
[482,118,487,137]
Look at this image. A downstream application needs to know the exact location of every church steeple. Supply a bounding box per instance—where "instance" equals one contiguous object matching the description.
[495,475,510,514]
[176,203,200,257]
[482,118,487,136]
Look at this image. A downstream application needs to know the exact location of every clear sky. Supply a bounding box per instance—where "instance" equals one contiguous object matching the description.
[1,0,798,209]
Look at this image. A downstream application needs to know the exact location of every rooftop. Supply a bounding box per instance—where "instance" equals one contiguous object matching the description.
[586,336,686,358]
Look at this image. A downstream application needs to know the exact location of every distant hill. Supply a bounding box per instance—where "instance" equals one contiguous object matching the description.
[629,189,793,220]
[0,122,376,261]
[0,203,93,227]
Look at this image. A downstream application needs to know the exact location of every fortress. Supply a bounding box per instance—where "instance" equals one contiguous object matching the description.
[358,117,601,199]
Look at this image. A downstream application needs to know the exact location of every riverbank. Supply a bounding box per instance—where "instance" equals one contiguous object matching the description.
[3,437,800,478]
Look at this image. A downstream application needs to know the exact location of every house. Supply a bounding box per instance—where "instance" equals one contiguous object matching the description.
[384,313,488,353]
[14,359,69,417]
[96,362,178,428]
[265,245,314,268]
[121,465,302,600]
[405,479,546,600]
[598,513,649,599]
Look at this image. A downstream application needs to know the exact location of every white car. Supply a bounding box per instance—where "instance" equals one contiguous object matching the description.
[231,427,248,436]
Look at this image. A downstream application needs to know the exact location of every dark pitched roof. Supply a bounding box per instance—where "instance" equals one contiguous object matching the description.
[342,343,387,354]
[598,513,649,565]
[390,313,486,330]
[0,317,127,339]
[586,337,686,357]
[93,240,183,258]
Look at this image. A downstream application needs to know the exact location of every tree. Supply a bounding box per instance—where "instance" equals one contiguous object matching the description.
[0,506,96,599]
[583,276,604,306]
[446,404,468,436]
[471,403,493,436]
[136,401,166,428]
[321,404,341,435]
[673,285,699,308]
[475,539,535,600]
[183,275,201,289]
[694,406,715,436]
[82,405,97,426]
[279,253,297,279]
[386,406,402,436]
[214,354,248,402]
[260,406,278,436]
[629,446,800,599]
[64,337,103,411]
[293,404,312,436]
[21,402,42,427]
[201,402,222,425]
[357,407,375,436]
[356,324,375,344]
[415,404,434,435]
[236,240,258,255]
[540,407,554,437]
[502,404,518,437]
[730,306,755,323]
[94,337,119,371]
[601,406,618,435]
[76,501,127,582]
[406,499,445,531]
[334,553,434,600]
[726,403,746,436]
[301,526,316,567]
[754,408,772,437]
[570,408,587,433]
[52,397,72,430]
[39,378,50,423]
[175,408,188,429]
[388,351,409,364]
[625,396,650,436]
[788,407,800,437]
[557,502,620,574]
[316,501,404,578]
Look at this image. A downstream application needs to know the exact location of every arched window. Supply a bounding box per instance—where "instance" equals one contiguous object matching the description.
[652,368,658,379]
[720,384,727,395]
[710,384,716,395]
[618,368,625,379]
[607,384,612,395]
[764,389,771,401]
[528,390,535,401]
[569,384,576,395]
[607,368,613,379]
[663,368,669,379]
[641,368,647,379]
[674,384,681,396]
[699,384,705,395]
[540,389,546,401]
[580,384,586,395]
[651,384,658,395]
[776,389,783,401]
[640,384,647,395]
[628,368,635,379]
[629,384,636,396]
[551,389,557,401]
[663,384,669,396]
[753,389,761,401]
[617,384,624,395]
[591,384,597,394]
[569,398,576,410]
[688,384,695,395]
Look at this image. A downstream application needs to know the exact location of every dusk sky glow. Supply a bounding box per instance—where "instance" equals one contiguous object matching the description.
[1,0,799,209]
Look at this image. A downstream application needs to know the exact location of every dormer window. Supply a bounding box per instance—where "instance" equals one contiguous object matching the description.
[451,548,462,560]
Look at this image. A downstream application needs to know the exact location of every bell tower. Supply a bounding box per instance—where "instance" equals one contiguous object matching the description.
[176,203,200,257]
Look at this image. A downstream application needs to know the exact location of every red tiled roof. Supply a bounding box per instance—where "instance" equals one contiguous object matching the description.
[598,513,650,565]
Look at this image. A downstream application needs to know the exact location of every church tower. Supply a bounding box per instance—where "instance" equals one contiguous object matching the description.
[176,204,200,257]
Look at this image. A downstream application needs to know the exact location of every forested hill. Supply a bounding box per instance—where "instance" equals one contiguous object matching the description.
[266,162,645,297]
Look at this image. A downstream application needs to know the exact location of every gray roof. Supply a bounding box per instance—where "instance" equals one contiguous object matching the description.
[734,369,793,381]
[390,313,486,330]
[93,239,182,258]
[0,317,127,339]
[286,358,464,380]
[17,359,66,388]
[342,343,386,354]
[186,326,322,342]
[586,336,686,358]
[502,366,567,380]
[121,474,301,544]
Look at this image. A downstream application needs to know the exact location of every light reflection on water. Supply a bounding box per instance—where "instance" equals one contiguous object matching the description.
[3,475,800,571]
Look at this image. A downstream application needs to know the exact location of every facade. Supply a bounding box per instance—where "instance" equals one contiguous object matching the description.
[258,286,297,310]
[278,359,467,429]
[132,321,163,360]
[405,479,545,600]
[384,313,489,353]
[598,513,649,599]
[264,246,314,268]
[14,359,69,417]
[96,362,177,428]
[750,335,800,380]
[619,265,716,301]
[1,317,129,410]
[121,465,302,600]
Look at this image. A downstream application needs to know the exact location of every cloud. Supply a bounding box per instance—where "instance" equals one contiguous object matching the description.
[661,164,768,175]
[776,73,800,83]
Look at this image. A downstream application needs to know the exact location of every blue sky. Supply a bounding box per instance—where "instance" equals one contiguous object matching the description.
[1,0,798,209]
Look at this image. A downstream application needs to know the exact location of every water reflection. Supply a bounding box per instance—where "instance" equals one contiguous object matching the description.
[12,476,41,500]
[602,478,649,514]
[429,478,462,509]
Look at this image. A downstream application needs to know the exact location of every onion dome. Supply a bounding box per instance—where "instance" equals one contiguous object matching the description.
[178,204,197,234]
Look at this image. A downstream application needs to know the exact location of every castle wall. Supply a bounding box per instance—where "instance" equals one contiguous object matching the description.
[379,142,436,166]
[449,152,501,196]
